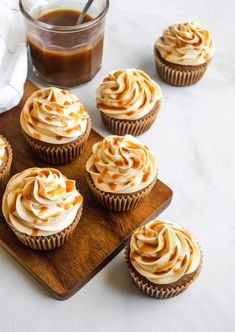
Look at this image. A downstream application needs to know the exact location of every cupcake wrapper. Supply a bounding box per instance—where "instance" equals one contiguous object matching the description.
[100,101,160,136]
[0,136,13,190]
[155,49,208,87]
[22,117,91,165]
[9,205,83,250]
[125,245,202,299]
[86,173,157,212]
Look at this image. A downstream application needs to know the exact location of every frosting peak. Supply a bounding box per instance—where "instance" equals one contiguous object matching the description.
[97,69,162,120]
[155,21,214,65]
[20,87,89,144]
[0,137,6,167]
[86,135,157,193]
[2,167,83,236]
[130,220,201,284]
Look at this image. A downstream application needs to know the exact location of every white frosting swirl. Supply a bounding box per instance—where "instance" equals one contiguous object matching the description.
[20,87,89,144]
[86,135,157,194]
[97,69,162,120]
[155,21,214,65]
[0,137,6,167]
[130,220,201,284]
[2,168,83,236]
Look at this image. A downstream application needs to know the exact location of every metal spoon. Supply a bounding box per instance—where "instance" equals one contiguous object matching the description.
[76,0,95,24]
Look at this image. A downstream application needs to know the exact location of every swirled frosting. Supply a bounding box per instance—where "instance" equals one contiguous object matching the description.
[0,137,6,167]
[86,135,157,194]
[96,69,162,120]
[155,21,214,66]
[2,167,83,236]
[20,87,89,144]
[130,220,201,284]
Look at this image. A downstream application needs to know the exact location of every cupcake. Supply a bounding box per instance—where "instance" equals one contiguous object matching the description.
[97,69,162,136]
[20,87,91,164]
[0,135,13,190]
[154,21,214,86]
[2,167,83,250]
[126,219,202,299]
[86,135,157,211]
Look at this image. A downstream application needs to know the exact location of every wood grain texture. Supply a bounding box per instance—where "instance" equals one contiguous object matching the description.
[0,81,173,300]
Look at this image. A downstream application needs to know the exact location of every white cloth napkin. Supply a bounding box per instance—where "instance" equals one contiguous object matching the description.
[0,0,27,113]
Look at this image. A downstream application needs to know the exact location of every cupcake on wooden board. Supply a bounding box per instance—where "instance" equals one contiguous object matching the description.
[20,87,91,164]
[86,135,158,211]
[0,135,13,190]
[97,69,162,136]
[154,21,214,86]
[2,167,83,250]
[126,219,202,299]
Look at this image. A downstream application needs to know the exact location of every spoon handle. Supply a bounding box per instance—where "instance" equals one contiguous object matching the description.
[76,0,95,24]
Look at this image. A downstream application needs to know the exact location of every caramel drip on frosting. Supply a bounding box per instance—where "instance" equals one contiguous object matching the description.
[86,135,157,194]
[20,87,89,145]
[2,167,83,237]
[156,21,214,66]
[96,69,161,120]
[130,220,201,284]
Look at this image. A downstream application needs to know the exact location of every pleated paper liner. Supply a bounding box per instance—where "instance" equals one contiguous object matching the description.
[22,117,91,165]
[86,173,157,212]
[154,49,208,87]
[125,243,203,299]
[7,205,83,251]
[100,101,160,136]
[0,135,13,190]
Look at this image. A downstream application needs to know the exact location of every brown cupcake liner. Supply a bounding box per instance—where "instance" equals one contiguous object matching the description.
[0,135,13,190]
[22,117,91,165]
[155,49,208,87]
[86,173,157,212]
[125,244,203,299]
[8,204,83,250]
[100,101,160,136]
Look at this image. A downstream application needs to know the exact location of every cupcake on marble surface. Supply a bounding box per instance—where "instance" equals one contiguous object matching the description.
[0,135,13,190]
[86,135,158,211]
[154,21,214,86]
[126,219,202,299]
[20,87,91,165]
[2,167,83,250]
[97,69,162,136]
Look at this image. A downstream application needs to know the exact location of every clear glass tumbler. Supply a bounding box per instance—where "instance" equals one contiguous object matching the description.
[20,0,109,87]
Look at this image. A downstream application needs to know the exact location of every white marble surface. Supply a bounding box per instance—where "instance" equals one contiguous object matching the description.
[1,0,235,331]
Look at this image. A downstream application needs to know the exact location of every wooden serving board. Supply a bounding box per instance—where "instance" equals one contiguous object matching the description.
[0,80,173,300]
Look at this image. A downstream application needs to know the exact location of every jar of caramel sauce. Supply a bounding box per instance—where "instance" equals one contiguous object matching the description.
[20,0,109,87]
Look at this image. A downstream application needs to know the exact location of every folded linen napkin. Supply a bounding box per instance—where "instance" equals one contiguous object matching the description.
[0,0,27,113]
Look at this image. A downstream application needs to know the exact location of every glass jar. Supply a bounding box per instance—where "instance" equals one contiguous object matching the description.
[20,0,109,87]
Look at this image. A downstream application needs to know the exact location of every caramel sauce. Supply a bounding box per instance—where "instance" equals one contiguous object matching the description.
[66,180,74,192]
[126,142,141,150]
[29,9,104,87]
[33,133,41,140]
[65,124,81,134]
[73,195,83,205]
[112,173,122,180]
[142,170,149,182]
[131,157,140,169]
[115,160,124,167]
[108,182,117,191]
[55,135,63,141]
[32,228,39,236]
[48,185,65,196]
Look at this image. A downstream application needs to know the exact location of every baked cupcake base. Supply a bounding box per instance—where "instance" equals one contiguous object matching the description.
[125,244,202,299]
[155,49,208,87]
[100,101,160,136]
[8,204,83,250]
[86,173,157,212]
[0,135,13,190]
[22,117,91,165]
